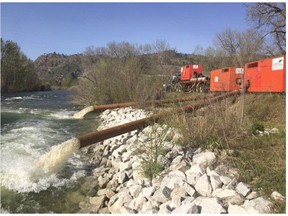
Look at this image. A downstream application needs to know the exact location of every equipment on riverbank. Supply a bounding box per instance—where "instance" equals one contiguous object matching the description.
[77,91,240,149]
[165,55,286,94]
[73,94,218,119]
[37,91,239,174]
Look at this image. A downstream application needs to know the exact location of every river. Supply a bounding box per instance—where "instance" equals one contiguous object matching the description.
[1,90,99,213]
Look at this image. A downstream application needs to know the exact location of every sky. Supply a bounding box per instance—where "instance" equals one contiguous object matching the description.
[1,2,251,60]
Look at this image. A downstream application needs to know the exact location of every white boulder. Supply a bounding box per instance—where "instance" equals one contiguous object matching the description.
[236,182,251,197]
[193,151,216,168]
[194,174,212,197]
[242,197,273,213]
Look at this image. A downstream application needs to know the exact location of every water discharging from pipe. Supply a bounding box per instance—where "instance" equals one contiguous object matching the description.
[36,137,81,174]
[73,106,94,119]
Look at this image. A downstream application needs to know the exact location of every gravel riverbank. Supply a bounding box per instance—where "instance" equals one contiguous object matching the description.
[77,107,274,213]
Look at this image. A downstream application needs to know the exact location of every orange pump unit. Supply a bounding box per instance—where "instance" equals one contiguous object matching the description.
[181,64,204,81]
[210,67,244,92]
[244,56,286,93]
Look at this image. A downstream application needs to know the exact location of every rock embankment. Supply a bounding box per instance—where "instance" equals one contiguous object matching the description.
[79,107,274,214]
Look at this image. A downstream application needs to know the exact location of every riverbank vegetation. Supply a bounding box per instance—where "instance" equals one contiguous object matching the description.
[163,93,286,213]
[1,39,40,93]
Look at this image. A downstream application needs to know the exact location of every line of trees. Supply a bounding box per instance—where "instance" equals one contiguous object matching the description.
[1,39,40,93]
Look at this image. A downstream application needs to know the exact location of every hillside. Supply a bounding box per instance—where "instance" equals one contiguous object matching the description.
[34,53,84,88]
[33,49,227,90]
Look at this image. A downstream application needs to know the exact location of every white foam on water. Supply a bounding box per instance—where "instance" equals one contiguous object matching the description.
[47,110,76,119]
[36,138,80,174]
[4,96,23,101]
[1,107,77,119]
[0,123,83,193]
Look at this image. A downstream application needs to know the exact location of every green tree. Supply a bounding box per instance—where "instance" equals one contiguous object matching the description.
[1,39,39,92]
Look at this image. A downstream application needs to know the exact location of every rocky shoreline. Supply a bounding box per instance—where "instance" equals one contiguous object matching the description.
[78,107,276,213]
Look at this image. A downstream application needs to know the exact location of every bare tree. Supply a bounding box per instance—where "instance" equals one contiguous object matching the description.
[215,28,264,67]
[153,39,176,84]
[215,28,265,125]
[247,3,286,55]
[74,41,163,105]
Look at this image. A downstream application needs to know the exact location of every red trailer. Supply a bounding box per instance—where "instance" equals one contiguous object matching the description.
[210,67,244,92]
[244,56,286,93]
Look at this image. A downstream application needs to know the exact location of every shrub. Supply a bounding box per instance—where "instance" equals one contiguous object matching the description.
[73,41,170,106]
[251,122,265,135]
[133,125,169,181]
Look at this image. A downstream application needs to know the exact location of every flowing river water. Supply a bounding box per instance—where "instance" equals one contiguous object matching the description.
[1,90,100,213]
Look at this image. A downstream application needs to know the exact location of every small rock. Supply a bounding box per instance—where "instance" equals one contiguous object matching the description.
[171,203,199,214]
[89,195,107,213]
[242,197,273,213]
[158,203,172,214]
[224,177,238,190]
[236,182,251,197]
[171,160,191,172]
[127,194,146,211]
[171,186,188,207]
[160,170,186,189]
[141,186,156,198]
[195,174,212,197]
[206,166,219,177]
[181,196,196,205]
[213,189,244,205]
[270,128,279,134]
[140,199,154,212]
[246,191,259,200]
[119,206,137,214]
[192,196,226,214]
[98,175,110,189]
[185,163,205,185]
[170,155,184,166]
[182,182,197,197]
[117,171,129,184]
[128,184,143,198]
[150,187,170,204]
[193,151,216,168]
[119,161,133,172]
[108,190,132,213]
[210,174,223,191]
[97,188,116,199]
[219,175,232,186]
[106,178,119,191]
[228,203,249,214]
[271,191,285,203]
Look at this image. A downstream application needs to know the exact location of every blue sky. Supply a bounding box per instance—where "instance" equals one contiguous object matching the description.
[1,2,250,60]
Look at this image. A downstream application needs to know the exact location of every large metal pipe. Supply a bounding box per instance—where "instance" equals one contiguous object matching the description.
[73,94,217,119]
[92,95,215,111]
[77,91,240,148]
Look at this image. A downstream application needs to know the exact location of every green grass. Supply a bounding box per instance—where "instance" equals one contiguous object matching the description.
[163,92,286,213]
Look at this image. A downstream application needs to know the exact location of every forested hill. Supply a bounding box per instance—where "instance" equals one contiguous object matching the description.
[34,53,84,88]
